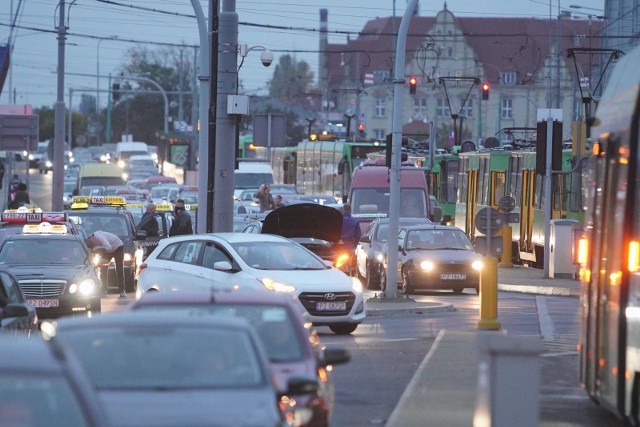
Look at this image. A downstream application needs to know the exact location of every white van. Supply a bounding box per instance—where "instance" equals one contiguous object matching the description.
[234,160,274,191]
[116,142,149,169]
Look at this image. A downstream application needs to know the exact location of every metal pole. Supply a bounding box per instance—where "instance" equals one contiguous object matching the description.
[213,0,238,232]
[207,0,220,233]
[105,74,112,143]
[543,116,553,277]
[68,88,73,150]
[52,0,66,211]
[385,0,418,299]
[189,0,210,234]
[190,46,199,171]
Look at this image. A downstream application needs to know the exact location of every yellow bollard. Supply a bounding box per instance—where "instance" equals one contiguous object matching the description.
[477,256,501,330]
[499,224,513,268]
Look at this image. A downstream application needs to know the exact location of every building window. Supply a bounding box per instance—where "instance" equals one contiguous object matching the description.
[375,98,386,117]
[501,72,516,85]
[374,129,386,139]
[448,47,453,57]
[461,98,473,118]
[501,98,513,119]
[414,98,427,115]
[436,98,450,118]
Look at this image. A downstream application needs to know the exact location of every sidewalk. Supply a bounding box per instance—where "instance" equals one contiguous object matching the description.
[362,265,581,427]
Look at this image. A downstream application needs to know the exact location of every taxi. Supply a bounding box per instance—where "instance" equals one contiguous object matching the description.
[67,196,145,294]
[127,202,172,260]
[0,221,102,318]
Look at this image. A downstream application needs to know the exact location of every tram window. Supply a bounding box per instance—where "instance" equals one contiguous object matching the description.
[478,158,488,205]
[508,156,522,203]
[458,159,468,204]
[492,172,506,207]
[446,160,458,203]
[534,174,544,208]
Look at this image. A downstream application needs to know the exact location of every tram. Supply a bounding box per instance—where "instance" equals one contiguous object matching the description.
[579,44,640,424]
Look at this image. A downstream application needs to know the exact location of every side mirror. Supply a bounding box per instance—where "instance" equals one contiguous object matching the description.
[213,261,233,271]
[431,206,443,224]
[359,235,371,243]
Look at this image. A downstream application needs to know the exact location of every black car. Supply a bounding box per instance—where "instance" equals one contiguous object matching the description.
[247,202,352,270]
[0,270,38,332]
[67,197,145,293]
[355,217,431,289]
[380,225,484,294]
[0,225,102,318]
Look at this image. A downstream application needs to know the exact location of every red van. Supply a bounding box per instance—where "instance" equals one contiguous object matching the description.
[348,158,440,233]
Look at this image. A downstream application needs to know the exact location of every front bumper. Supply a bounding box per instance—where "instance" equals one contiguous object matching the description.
[297,291,366,325]
[405,268,479,289]
[27,295,101,319]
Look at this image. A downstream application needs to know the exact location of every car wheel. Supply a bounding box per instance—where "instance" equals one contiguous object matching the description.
[401,268,415,295]
[329,324,358,335]
[452,287,464,294]
[366,263,380,290]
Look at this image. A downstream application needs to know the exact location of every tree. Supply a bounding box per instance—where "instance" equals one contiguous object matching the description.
[35,106,88,146]
[268,55,314,103]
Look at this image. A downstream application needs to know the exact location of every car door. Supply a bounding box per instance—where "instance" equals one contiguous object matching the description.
[0,271,36,331]
[355,221,375,277]
[140,240,207,291]
[199,242,262,291]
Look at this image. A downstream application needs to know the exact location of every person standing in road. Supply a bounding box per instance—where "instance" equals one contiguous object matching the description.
[7,175,21,205]
[274,194,285,208]
[169,199,193,236]
[85,231,126,298]
[255,184,274,212]
[340,203,361,250]
[8,183,30,209]
[136,203,159,237]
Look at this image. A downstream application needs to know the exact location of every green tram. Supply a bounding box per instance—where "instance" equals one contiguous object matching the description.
[259,140,383,198]
[429,149,588,266]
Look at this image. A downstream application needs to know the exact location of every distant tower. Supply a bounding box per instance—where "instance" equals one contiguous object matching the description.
[319,9,328,95]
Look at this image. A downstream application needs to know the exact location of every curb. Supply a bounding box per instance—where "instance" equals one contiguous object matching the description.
[497,284,580,298]
[365,302,455,317]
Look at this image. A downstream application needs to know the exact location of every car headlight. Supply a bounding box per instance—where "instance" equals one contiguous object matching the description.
[375,252,384,262]
[69,279,96,295]
[259,277,296,293]
[334,252,350,269]
[472,260,484,271]
[118,160,125,168]
[28,154,34,160]
[122,173,129,181]
[124,253,133,262]
[420,260,435,271]
[45,161,52,168]
[351,277,363,292]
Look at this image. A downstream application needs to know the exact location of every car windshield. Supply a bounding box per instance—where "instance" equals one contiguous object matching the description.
[71,213,129,236]
[232,242,326,270]
[351,189,426,216]
[134,305,304,363]
[57,326,265,389]
[405,229,475,251]
[150,187,171,199]
[0,239,87,265]
[0,376,91,426]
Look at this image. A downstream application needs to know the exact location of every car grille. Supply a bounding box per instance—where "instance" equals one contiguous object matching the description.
[299,291,355,316]
[18,279,67,298]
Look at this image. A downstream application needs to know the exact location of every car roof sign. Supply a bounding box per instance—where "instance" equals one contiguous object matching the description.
[22,222,68,234]
[2,212,68,224]
[72,196,127,206]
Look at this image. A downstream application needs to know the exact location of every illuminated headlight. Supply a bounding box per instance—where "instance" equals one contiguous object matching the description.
[351,277,363,292]
[259,277,296,293]
[23,150,28,157]
[45,161,52,168]
[92,254,102,266]
[124,253,133,262]
[118,160,125,168]
[375,252,383,262]
[122,172,129,181]
[335,253,350,269]
[100,155,107,162]
[472,260,484,271]
[68,151,73,158]
[420,260,435,271]
[69,279,96,295]
[28,154,34,160]
[64,165,67,170]
[69,157,75,163]
[151,153,158,160]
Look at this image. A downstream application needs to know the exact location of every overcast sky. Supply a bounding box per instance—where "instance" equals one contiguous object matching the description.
[0,0,605,109]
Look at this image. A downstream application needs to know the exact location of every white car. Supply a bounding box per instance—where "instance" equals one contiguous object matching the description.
[137,233,366,334]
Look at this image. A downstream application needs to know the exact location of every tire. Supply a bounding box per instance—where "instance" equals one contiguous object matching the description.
[366,263,380,290]
[401,268,415,295]
[329,324,358,335]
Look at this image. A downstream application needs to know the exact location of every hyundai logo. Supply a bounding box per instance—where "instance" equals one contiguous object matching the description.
[324,293,336,300]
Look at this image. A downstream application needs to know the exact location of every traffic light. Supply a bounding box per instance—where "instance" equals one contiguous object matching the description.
[357,123,365,135]
[112,83,120,101]
[481,82,490,100]
[409,76,417,95]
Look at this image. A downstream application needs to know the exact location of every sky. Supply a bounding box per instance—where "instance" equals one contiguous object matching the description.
[0,0,605,110]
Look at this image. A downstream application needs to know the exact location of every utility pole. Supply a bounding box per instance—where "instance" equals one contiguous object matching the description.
[52,0,66,211]
[207,0,220,233]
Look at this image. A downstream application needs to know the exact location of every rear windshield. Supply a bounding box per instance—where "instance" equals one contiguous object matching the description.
[80,177,124,188]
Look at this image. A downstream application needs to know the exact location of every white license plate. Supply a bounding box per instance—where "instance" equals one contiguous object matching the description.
[316,302,347,311]
[440,273,466,280]
[28,299,59,308]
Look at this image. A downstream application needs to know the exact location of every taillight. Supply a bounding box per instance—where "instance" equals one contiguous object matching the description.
[137,263,147,275]
[577,237,588,265]
[335,253,350,269]
[629,241,639,272]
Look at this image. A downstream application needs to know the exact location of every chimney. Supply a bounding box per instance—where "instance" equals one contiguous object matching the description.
[319,9,328,95]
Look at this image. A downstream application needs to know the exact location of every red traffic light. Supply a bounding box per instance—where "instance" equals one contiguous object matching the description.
[482,83,490,91]
[481,82,490,100]
[409,76,417,94]
[357,123,365,132]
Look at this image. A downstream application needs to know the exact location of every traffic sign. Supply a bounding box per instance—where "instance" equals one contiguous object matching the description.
[498,196,516,213]
[0,114,38,151]
[475,235,503,258]
[475,207,503,236]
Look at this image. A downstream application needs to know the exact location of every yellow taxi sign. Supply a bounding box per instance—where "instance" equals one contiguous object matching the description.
[72,196,127,206]
[156,203,174,211]
[185,204,198,212]
[70,203,89,210]
[22,222,68,234]
[4,207,43,214]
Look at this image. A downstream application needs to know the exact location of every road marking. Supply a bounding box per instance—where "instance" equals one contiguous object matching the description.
[536,295,555,341]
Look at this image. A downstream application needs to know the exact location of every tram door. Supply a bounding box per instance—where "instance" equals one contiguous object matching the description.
[465,169,478,238]
[519,169,535,253]
[582,135,630,415]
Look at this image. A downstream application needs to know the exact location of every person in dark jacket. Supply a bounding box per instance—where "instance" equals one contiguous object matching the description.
[7,175,21,204]
[340,203,361,249]
[136,203,159,237]
[8,183,30,209]
[169,199,193,236]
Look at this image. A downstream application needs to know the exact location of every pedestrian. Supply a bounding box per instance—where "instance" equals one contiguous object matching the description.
[340,202,361,250]
[85,231,126,298]
[136,203,159,237]
[169,199,193,236]
[274,194,285,208]
[7,175,20,204]
[254,184,274,212]
[0,161,5,189]
[8,183,30,210]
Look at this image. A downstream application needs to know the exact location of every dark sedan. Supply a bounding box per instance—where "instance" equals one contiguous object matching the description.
[355,217,431,289]
[380,225,483,294]
[0,270,38,333]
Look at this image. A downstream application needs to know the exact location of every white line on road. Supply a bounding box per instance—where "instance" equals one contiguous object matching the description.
[536,295,555,341]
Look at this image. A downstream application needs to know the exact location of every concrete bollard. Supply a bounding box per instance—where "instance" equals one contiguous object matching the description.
[473,334,543,427]
[499,225,513,268]
[477,256,501,330]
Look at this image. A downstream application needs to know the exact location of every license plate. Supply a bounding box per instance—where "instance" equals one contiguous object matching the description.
[441,273,466,280]
[316,302,346,311]
[28,299,59,308]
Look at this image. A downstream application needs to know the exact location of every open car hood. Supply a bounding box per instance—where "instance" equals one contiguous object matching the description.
[262,203,343,243]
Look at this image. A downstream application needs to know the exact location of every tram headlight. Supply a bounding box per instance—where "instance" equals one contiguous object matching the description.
[420,260,434,271]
